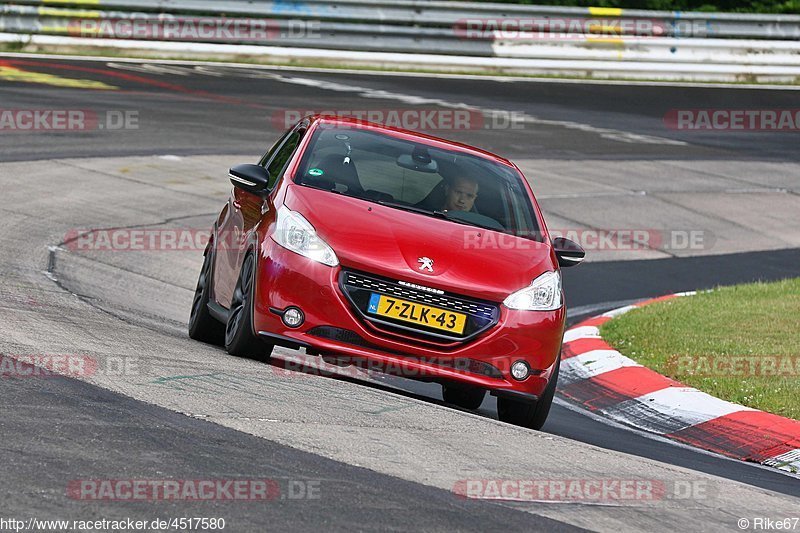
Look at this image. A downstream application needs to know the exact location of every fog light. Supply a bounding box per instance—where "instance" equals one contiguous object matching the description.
[282,307,304,328]
[511,360,530,381]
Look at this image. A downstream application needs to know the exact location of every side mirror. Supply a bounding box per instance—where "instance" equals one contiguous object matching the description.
[552,237,585,267]
[229,164,270,194]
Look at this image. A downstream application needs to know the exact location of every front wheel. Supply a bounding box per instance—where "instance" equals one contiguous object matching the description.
[225,253,273,361]
[497,356,559,430]
[188,248,225,345]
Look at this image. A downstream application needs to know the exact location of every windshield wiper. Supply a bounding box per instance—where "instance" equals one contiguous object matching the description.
[376,200,502,232]
[301,182,342,194]
[444,216,505,232]
[377,200,446,218]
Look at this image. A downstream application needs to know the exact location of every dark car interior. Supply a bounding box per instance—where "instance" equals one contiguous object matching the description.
[297,127,539,237]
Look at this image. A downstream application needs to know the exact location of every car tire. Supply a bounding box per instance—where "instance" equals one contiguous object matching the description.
[497,355,560,430]
[442,383,486,410]
[188,246,225,345]
[225,252,273,361]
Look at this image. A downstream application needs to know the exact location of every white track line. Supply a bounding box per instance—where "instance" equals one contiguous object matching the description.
[2,49,799,90]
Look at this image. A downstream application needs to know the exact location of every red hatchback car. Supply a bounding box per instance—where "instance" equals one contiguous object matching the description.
[189,115,584,429]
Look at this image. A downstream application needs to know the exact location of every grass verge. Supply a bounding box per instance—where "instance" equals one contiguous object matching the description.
[600,278,800,420]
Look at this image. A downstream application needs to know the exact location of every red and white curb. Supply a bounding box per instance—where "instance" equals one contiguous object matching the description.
[559,292,800,474]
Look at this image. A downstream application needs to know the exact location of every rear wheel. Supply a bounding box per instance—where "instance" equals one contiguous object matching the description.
[497,356,560,430]
[442,383,486,410]
[225,253,273,361]
[188,247,225,345]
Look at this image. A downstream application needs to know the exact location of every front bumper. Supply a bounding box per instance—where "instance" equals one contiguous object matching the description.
[253,240,565,399]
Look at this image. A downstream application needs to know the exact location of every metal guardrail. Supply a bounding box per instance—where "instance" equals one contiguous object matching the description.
[0,4,496,56]
[1,0,799,80]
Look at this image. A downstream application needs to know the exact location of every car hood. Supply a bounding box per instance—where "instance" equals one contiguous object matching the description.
[284,185,555,302]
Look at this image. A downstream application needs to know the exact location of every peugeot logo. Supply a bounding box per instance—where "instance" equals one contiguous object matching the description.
[418,257,434,272]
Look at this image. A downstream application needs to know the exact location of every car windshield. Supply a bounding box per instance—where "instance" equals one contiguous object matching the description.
[294,125,541,239]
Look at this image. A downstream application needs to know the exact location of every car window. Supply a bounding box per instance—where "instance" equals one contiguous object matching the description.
[265,130,303,189]
[295,126,540,239]
[259,130,292,168]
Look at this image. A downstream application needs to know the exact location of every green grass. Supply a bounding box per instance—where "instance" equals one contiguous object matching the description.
[600,278,800,420]
[0,40,27,53]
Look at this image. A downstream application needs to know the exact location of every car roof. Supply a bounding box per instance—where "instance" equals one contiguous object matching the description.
[308,115,517,169]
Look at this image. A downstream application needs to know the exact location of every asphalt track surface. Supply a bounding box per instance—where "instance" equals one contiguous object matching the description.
[1,56,799,532]
[3,361,580,532]
[1,55,798,163]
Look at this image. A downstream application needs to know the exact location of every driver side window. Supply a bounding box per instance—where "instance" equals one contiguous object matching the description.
[266,131,302,188]
[259,130,291,168]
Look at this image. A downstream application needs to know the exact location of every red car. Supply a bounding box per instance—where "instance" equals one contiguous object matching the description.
[189,115,584,429]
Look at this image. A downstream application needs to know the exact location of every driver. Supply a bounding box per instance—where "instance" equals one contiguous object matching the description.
[442,175,479,212]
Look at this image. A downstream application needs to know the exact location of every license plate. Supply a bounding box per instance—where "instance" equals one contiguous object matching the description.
[367,293,466,334]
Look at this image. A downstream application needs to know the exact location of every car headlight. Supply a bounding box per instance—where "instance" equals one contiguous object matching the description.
[503,271,562,311]
[272,206,339,267]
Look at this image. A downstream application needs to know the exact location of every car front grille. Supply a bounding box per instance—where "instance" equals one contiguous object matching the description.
[339,270,499,343]
[344,273,496,319]
[307,326,503,379]
[307,326,390,351]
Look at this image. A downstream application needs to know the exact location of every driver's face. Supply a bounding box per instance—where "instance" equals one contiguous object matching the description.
[443,179,479,212]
